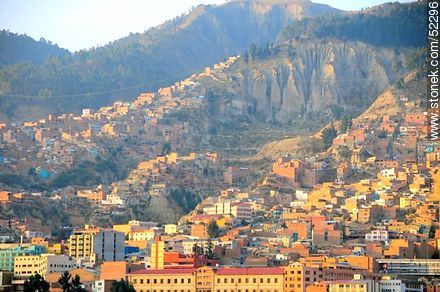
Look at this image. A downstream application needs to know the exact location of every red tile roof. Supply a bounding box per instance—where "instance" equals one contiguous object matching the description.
[129,267,285,276]
[129,268,195,275]
[215,267,284,275]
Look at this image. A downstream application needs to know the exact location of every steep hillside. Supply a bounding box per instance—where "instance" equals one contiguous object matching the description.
[0,0,339,122]
[251,67,426,162]
[280,1,427,48]
[355,69,425,121]
[197,40,407,124]
[0,30,70,67]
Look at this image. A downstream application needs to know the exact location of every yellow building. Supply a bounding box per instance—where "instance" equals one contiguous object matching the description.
[150,238,164,270]
[324,279,377,292]
[14,254,74,276]
[113,224,134,236]
[399,197,412,208]
[164,224,177,235]
[116,106,129,115]
[214,267,284,292]
[129,229,156,241]
[129,269,195,292]
[47,243,63,254]
[128,266,285,292]
[68,227,100,259]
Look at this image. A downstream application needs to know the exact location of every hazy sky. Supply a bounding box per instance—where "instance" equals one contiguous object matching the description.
[0,0,415,52]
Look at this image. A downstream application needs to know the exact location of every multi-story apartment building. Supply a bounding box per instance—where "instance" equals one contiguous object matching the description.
[0,245,46,271]
[312,278,424,292]
[365,230,389,242]
[68,227,124,262]
[92,230,125,262]
[377,259,440,276]
[320,279,378,292]
[378,278,423,292]
[203,201,252,222]
[68,227,99,259]
[13,254,74,276]
[284,262,362,292]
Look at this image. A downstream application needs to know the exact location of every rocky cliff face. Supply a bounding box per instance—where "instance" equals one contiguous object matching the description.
[202,40,406,123]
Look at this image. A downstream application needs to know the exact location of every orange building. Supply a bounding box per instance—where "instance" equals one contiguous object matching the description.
[77,186,106,202]
[100,261,143,281]
[190,223,209,239]
[0,191,11,202]
[286,222,310,240]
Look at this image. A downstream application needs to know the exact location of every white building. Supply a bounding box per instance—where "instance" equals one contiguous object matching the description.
[104,194,127,205]
[164,224,177,235]
[365,230,389,242]
[203,202,232,215]
[92,280,113,292]
[295,190,309,201]
[231,202,252,222]
[379,278,423,292]
[92,230,125,262]
[14,254,74,276]
[380,168,396,180]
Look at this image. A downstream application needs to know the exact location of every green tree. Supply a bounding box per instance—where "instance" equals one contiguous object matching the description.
[378,130,387,139]
[58,271,71,292]
[207,220,220,238]
[340,115,352,133]
[71,275,86,292]
[242,51,249,63]
[110,279,135,292]
[57,273,86,292]
[192,243,204,255]
[24,273,50,292]
[322,126,337,149]
[428,225,437,239]
[205,239,216,259]
[161,142,171,156]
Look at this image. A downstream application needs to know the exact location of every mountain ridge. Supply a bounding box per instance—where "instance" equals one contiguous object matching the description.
[0,0,340,122]
[0,30,70,67]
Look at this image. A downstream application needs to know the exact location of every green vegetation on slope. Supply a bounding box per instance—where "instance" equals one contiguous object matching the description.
[281,1,427,48]
[0,30,69,67]
[0,1,339,121]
